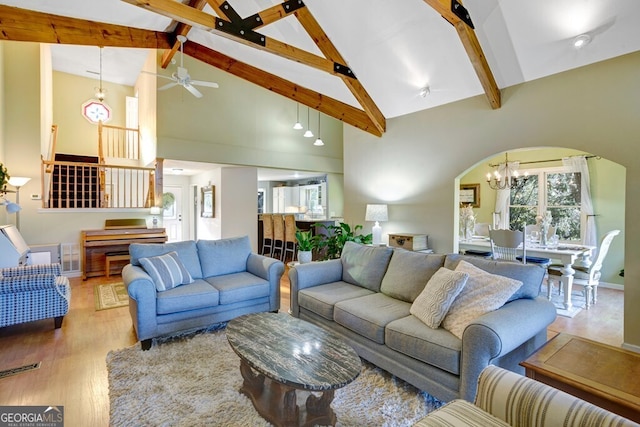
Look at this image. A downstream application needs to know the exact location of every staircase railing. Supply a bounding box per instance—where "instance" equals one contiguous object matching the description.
[98,122,140,161]
[41,160,159,209]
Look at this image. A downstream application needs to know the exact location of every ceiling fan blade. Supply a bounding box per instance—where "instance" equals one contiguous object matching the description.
[183,83,203,98]
[158,82,179,91]
[190,80,219,88]
[141,70,175,81]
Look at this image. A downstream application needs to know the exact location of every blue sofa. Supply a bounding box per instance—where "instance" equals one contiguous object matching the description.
[0,263,71,329]
[289,242,557,402]
[122,235,284,350]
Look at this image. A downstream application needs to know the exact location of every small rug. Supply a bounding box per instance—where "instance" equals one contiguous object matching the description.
[94,282,129,311]
[107,329,443,426]
[541,282,584,318]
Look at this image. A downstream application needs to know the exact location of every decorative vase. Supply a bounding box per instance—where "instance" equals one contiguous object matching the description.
[298,250,312,264]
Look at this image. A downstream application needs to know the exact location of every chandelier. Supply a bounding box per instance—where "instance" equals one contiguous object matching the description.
[486,153,529,190]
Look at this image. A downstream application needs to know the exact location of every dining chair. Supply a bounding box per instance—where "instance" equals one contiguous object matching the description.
[271,214,285,260]
[489,228,551,267]
[282,214,297,263]
[547,229,620,309]
[260,214,274,256]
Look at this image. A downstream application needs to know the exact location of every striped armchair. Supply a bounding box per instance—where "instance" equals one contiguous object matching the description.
[415,365,639,426]
[0,263,71,329]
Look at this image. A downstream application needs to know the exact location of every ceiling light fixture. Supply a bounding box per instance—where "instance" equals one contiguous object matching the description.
[573,34,591,49]
[303,107,314,138]
[293,103,303,130]
[486,153,529,190]
[95,47,106,102]
[419,85,430,98]
[314,111,324,146]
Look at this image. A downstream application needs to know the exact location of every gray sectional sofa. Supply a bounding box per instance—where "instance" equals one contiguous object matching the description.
[123,235,284,350]
[289,242,557,402]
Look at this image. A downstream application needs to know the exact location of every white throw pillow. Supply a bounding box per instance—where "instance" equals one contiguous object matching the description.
[139,251,194,292]
[410,267,469,329]
[442,260,523,339]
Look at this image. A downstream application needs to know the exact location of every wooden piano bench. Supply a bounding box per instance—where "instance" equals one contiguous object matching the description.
[105,251,130,278]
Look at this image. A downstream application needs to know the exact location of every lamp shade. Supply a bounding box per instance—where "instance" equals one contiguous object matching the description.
[365,204,388,222]
[8,176,30,187]
[150,206,162,215]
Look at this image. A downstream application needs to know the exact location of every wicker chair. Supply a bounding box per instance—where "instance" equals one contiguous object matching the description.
[282,214,298,263]
[260,214,274,256]
[0,263,71,329]
[271,214,285,260]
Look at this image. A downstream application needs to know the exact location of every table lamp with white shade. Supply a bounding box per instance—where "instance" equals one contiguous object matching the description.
[365,204,388,245]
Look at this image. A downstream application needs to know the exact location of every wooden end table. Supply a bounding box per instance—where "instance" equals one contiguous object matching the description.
[227,312,362,427]
[521,333,640,422]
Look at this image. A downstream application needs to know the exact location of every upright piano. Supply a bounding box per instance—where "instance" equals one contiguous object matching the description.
[81,219,167,280]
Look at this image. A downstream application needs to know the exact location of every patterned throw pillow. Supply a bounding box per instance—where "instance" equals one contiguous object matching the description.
[441,260,523,339]
[410,267,469,329]
[139,251,194,292]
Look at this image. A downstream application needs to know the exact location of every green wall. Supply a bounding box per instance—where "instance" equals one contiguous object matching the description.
[461,147,625,285]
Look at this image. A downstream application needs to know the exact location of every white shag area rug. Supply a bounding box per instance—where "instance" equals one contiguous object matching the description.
[107,329,443,427]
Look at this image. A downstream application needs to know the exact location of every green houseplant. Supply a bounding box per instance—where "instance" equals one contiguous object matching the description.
[314,222,373,260]
[0,162,10,192]
[295,229,317,264]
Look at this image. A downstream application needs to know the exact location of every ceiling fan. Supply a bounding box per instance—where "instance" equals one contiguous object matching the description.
[144,35,218,98]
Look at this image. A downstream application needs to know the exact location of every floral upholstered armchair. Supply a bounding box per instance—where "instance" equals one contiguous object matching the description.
[0,263,71,329]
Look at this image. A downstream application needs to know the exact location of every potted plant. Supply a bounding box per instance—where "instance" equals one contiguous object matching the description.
[295,229,316,264]
[314,222,373,260]
[0,162,9,192]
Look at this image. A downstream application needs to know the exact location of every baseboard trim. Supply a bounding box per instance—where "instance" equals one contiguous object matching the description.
[622,342,640,354]
[598,281,624,291]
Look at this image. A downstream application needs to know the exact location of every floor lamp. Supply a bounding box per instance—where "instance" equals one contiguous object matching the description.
[8,176,31,230]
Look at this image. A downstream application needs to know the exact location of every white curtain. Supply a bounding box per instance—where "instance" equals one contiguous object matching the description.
[563,156,597,247]
[493,161,519,229]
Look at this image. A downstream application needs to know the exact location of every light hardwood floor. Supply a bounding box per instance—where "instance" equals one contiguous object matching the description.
[0,268,624,426]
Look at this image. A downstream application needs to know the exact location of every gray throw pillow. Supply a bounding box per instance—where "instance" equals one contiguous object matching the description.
[410,267,469,329]
[139,251,194,292]
[341,241,393,292]
[381,250,446,302]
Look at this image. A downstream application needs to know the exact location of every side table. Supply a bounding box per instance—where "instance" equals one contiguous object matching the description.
[520,333,640,422]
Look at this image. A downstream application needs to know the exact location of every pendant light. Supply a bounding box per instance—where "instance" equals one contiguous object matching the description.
[95,47,106,102]
[293,103,303,130]
[303,107,314,138]
[314,111,324,146]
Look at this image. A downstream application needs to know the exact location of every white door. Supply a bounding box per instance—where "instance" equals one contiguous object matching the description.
[163,185,183,242]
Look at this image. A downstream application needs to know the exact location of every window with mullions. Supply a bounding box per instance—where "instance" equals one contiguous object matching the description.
[509,168,582,241]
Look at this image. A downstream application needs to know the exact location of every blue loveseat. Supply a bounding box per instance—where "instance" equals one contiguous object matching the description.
[289,242,557,402]
[122,235,284,350]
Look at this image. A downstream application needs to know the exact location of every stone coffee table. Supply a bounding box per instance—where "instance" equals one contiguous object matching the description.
[226,312,362,427]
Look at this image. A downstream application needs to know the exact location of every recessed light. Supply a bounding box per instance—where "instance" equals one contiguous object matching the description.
[172,168,183,175]
[573,34,591,49]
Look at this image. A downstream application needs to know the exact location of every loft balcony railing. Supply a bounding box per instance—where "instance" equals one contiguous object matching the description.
[41,123,162,209]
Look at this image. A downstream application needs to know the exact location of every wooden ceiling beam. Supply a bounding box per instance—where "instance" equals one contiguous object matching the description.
[184,41,382,137]
[123,0,342,77]
[160,0,209,69]
[294,7,385,135]
[421,0,501,109]
[0,5,172,49]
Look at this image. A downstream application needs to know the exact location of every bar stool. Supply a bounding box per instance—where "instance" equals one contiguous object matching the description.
[282,214,297,263]
[271,214,285,260]
[260,214,274,256]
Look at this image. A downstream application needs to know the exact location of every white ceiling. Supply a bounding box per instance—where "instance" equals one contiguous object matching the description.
[2,0,639,119]
[163,159,325,181]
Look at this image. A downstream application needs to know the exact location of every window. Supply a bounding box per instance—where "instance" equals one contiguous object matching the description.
[509,167,582,241]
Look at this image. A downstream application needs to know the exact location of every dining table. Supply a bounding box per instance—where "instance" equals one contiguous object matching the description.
[458,238,595,310]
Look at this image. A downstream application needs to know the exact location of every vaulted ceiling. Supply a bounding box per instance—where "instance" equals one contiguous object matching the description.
[1,0,639,137]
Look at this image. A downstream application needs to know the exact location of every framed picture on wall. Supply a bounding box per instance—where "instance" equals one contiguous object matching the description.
[460,183,480,208]
[201,185,214,217]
